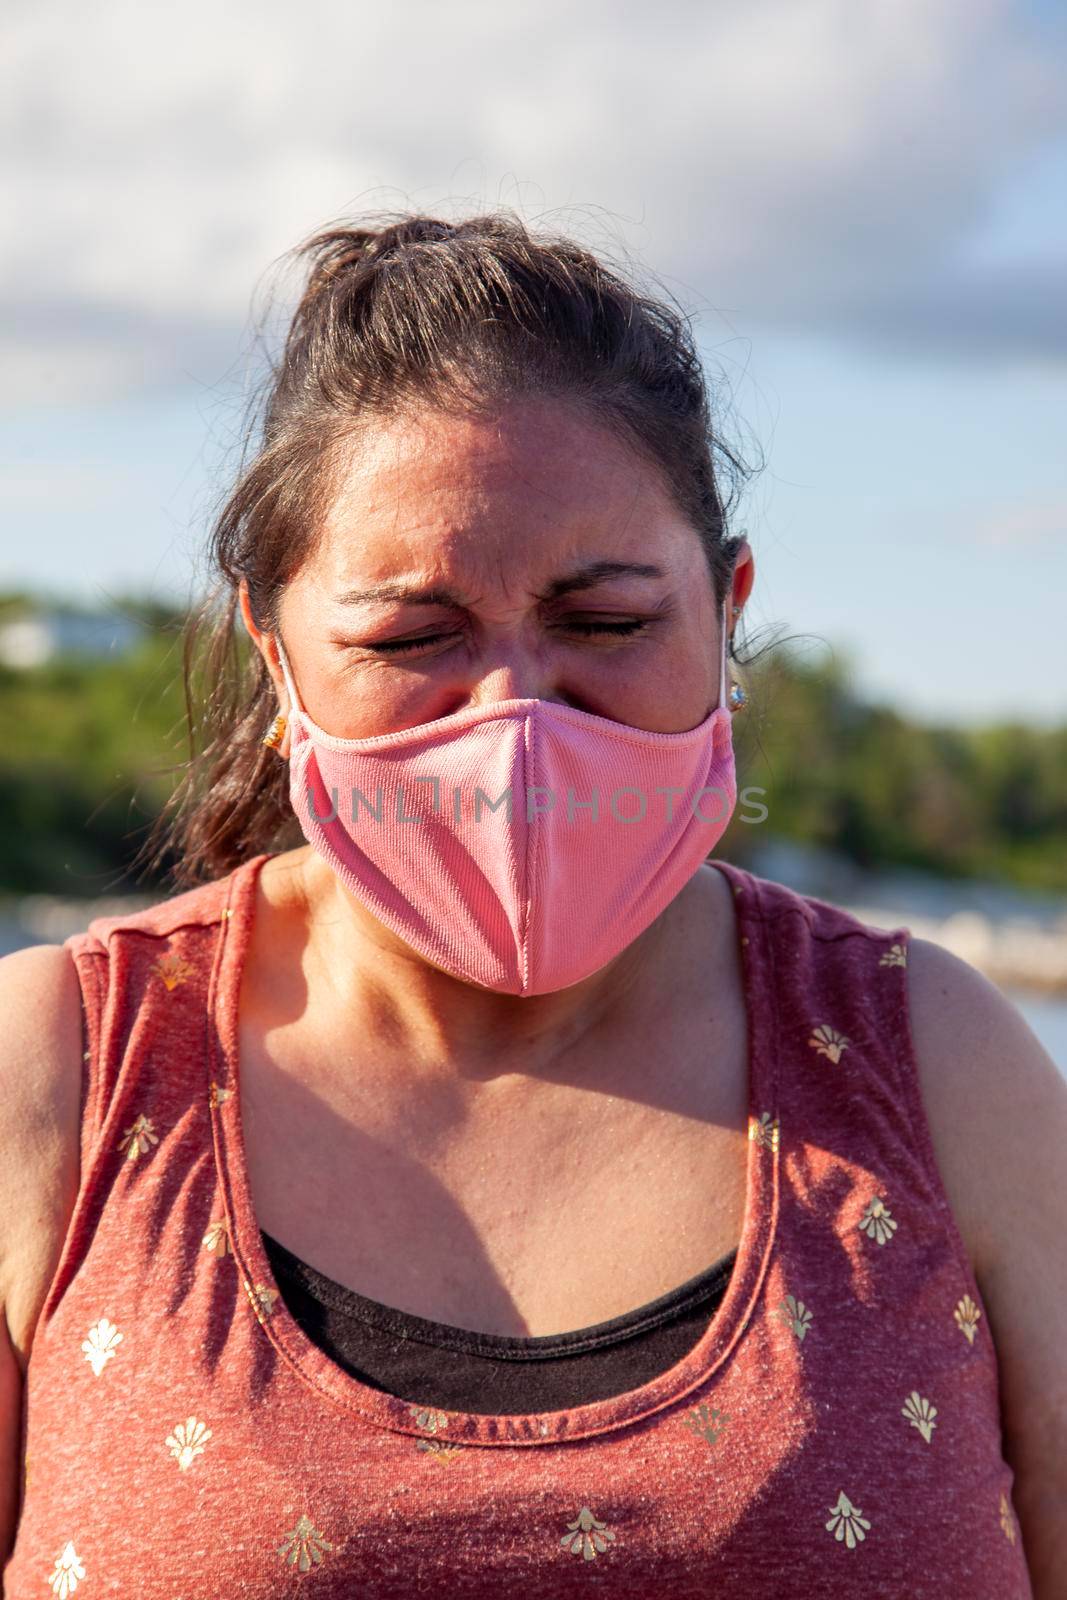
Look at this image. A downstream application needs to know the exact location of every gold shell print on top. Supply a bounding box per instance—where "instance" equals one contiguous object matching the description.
[278,1514,335,1570]
[416,1438,465,1462]
[560,1508,617,1561]
[682,1404,730,1446]
[808,1025,852,1064]
[165,1417,213,1471]
[243,1278,280,1324]
[825,1492,871,1549]
[954,1294,982,1345]
[748,1111,780,1150]
[879,942,907,967]
[774,1294,813,1341]
[117,1114,160,1163]
[858,1195,898,1246]
[409,1406,451,1434]
[151,953,196,991]
[82,1317,123,1376]
[47,1540,86,1597]
[201,1217,232,1257]
[901,1391,938,1442]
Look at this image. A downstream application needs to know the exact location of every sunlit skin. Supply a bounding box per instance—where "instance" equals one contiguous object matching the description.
[239,396,755,1076]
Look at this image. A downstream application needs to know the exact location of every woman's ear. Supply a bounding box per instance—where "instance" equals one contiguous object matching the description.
[238,579,283,694]
[238,579,292,760]
[729,540,756,620]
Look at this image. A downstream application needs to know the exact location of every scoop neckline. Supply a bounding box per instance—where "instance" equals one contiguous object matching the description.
[260,1224,740,1358]
[207,851,780,1448]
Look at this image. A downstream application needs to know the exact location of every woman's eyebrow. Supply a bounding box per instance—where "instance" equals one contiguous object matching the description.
[333,560,667,609]
[540,560,666,600]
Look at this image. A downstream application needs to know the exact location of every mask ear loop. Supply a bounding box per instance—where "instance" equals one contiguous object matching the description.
[710,467,731,715]
[274,633,305,721]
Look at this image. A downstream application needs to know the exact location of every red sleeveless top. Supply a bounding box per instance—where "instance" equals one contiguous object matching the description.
[5,853,1033,1597]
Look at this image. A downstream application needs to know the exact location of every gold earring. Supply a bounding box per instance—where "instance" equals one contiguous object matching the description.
[262,712,287,751]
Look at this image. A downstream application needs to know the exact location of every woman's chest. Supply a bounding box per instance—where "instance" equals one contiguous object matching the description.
[11,1214,1029,1600]
[238,1011,752,1335]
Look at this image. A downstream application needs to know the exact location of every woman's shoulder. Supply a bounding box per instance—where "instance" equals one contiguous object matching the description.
[0,869,239,1368]
[0,853,273,1368]
[902,934,1067,1284]
[905,934,1067,1535]
[717,863,1066,1282]
[0,943,85,1371]
[0,943,84,1157]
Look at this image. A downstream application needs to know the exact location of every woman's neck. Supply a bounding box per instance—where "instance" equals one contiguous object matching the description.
[261,845,702,1087]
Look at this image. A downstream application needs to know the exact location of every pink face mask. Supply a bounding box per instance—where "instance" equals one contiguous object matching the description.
[275,598,736,996]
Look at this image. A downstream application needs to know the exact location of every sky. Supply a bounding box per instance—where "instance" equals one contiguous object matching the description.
[2,0,1065,726]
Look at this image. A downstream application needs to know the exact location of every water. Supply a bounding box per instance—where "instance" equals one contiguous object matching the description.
[1003,990,1067,1077]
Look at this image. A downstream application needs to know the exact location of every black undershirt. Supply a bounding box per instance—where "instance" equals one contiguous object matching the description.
[260,1228,739,1414]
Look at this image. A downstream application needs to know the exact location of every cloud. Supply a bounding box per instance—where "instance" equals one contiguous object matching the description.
[2,0,1065,404]
[778,255,1067,365]
[969,499,1067,550]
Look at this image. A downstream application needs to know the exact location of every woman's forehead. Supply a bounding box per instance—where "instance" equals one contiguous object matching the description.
[310,402,698,585]
[330,397,633,475]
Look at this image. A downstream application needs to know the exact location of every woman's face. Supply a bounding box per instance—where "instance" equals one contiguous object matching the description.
[264,397,751,740]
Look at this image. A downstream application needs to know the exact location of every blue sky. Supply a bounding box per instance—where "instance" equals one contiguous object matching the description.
[2,0,1064,727]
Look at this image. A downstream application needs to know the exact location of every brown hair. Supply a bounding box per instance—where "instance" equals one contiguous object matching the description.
[143,208,753,888]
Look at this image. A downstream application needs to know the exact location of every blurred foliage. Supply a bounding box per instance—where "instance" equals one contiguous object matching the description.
[0,602,191,895]
[0,598,1064,897]
[720,643,1067,892]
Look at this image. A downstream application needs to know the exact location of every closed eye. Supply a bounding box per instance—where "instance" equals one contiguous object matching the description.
[365,618,652,655]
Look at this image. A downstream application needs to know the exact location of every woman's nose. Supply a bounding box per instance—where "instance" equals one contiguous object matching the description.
[464,645,559,708]
[469,663,544,707]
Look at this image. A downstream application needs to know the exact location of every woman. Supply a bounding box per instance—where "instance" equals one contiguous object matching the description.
[1,213,1063,1597]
